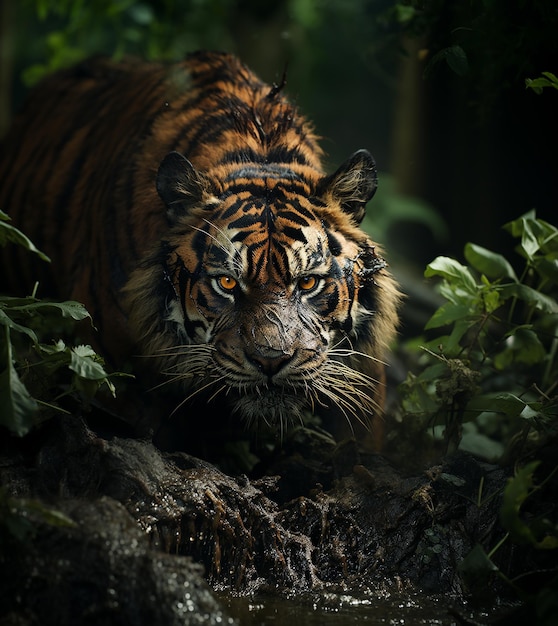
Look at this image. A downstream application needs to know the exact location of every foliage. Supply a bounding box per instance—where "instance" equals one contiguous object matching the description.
[381,1,558,110]
[0,486,75,548]
[400,211,558,462]
[526,71,558,95]
[459,462,558,625]
[0,213,119,437]
[18,0,238,85]
[0,209,50,262]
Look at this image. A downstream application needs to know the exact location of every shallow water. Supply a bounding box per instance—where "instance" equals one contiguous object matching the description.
[218,589,497,625]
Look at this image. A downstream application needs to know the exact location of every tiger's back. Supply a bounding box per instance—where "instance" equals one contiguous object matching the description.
[1,51,400,442]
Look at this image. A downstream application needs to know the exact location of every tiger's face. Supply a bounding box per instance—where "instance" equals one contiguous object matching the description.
[127,150,397,430]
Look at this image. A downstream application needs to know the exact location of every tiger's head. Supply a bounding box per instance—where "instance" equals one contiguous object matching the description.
[125,149,399,433]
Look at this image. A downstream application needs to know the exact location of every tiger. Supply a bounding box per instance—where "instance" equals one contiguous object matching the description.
[0,50,400,446]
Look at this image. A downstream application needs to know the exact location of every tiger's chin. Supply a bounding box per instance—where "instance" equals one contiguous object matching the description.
[231,389,308,431]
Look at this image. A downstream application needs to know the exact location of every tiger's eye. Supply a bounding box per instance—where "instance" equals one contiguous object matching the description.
[218,275,237,291]
[298,276,317,291]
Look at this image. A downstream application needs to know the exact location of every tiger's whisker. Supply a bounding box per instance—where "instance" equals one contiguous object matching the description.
[169,375,227,417]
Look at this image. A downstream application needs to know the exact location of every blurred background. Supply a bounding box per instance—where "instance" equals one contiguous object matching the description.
[1,0,557,335]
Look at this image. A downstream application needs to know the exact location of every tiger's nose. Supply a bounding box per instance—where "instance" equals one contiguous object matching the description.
[247,351,293,377]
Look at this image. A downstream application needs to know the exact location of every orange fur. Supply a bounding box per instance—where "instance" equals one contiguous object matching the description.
[0,52,400,442]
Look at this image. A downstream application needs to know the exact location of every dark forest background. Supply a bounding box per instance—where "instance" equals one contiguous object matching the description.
[1,7,557,612]
[1,0,557,284]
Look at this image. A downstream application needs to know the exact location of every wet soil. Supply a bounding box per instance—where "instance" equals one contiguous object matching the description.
[0,413,553,624]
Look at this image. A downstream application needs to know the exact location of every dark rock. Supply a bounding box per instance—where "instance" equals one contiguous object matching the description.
[0,495,235,626]
[0,412,553,624]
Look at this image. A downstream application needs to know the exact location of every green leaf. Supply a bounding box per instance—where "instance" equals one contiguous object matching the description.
[504,211,558,260]
[425,303,472,330]
[128,3,154,25]
[481,287,501,314]
[436,280,471,305]
[0,326,38,436]
[425,256,477,293]
[466,392,527,418]
[17,496,76,528]
[460,543,500,574]
[0,210,50,262]
[525,72,558,93]
[440,473,466,487]
[393,4,416,23]
[445,45,469,76]
[7,299,91,322]
[458,544,500,589]
[37,339,67,355]
[72,345,97,359]
[498,462,558,549]
[69,346,109,381]
[444,319,473,354]
[502,464,558,547]
[535,258,558,284]
[425,45,469,77]
[494,327,547,369]
[459,425,505,461]
[498,283,558,313]
[519,402,542,421]
[415,361,448,384]
[464,243,518,281]
[0,308,39,344]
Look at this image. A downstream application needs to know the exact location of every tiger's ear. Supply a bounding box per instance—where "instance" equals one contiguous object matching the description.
[157,151,214,222]
[317,149,378,224]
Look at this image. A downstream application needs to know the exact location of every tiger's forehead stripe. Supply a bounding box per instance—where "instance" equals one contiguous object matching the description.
[172,188,333,288]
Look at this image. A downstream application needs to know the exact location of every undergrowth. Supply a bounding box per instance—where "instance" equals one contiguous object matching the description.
[0,209,119,436]
[397,209,558,623]
[399,210,558,464]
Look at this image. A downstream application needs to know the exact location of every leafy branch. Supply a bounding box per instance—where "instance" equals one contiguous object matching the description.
[400,210,558,461]
[525,71,558,95]
[0,213,122,437]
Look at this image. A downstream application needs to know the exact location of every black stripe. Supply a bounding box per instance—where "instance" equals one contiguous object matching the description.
[230,229,251,243]
[266,145,311,165]
[192,227,209,258]
[248,241,268,278]
[177,261,190,315]
[271,245,288,279]
[206,244,230,266]
[186,52,261,92]
[223,181,267,197]
[219,148,264,165]
[181,107,253,155]
[321,289,340,317]
[169,89,221,149]
[278,209,312,227]
[228,212,263,230]
[281,225,308,244]
[325,228,342,256]
[329,257,345,280]
[220,196,251,221]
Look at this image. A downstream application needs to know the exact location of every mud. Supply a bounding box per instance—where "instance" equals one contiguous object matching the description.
[0,413,552,624]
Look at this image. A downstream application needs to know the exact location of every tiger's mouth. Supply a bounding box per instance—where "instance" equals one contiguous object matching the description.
[229,385,309,429]
[157,343,379,431]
